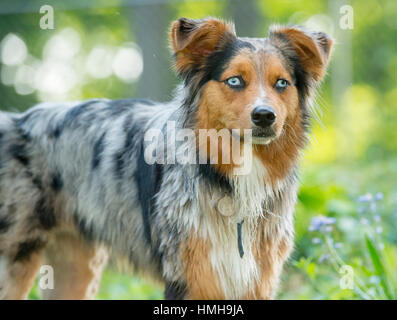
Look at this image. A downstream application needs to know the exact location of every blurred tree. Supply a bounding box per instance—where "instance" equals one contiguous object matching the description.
[226,0,263,38]
[130,3,178,101]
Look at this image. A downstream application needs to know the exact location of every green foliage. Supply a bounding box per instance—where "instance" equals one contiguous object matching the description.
[364,235,393,299]
[96,272,163,300]
[287,187,397,300]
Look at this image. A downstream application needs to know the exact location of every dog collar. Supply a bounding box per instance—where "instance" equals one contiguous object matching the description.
[216,193,234,217]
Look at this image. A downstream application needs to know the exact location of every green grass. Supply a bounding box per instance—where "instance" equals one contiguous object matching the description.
[96,272,163,300]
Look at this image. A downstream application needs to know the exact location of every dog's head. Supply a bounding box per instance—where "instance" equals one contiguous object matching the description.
[170,17,332,142]
[170,17,333,179]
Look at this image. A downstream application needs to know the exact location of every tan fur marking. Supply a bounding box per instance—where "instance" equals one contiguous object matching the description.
[247,221,293,299]
[182,236,225,299]
[270,27,333,81]
[195,50,304,181]
[41,231,108,300]
[170,18,236,75]
[196,53,259,133]
[253,121,304,183]
[0,251,43,300]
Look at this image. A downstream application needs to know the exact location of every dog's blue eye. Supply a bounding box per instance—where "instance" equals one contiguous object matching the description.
[227,77,240,86]
[274,79,289,91]
[225,76,245,89]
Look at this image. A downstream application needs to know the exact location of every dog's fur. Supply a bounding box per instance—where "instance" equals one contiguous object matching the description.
[0,17,332,300]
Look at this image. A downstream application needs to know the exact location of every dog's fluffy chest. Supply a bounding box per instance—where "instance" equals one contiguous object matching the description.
[157,156,296,299]
[195,158,294,299]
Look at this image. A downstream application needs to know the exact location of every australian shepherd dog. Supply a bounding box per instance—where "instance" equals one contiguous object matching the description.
[0,17,332,300]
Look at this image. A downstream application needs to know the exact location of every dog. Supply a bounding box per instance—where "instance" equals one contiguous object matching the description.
[0,17,332,300]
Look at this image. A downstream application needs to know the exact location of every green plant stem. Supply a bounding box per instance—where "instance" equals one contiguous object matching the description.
[324,235,376,300]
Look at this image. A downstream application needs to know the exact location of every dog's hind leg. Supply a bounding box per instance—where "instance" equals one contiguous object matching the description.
[0,248,44,300]
[41,231,108,300]
[0,183,48,300]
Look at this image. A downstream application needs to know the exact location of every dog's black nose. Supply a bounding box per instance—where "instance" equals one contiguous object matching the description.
[251,106,276,128]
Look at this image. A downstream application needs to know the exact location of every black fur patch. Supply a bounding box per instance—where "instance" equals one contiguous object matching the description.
[32,175,43,190]
[113,114,163,246]
[203,39,254,82]
[14,118,32,142]
[14,239,45,262]
[24,167,43,191]
[9,143,29,166]
[74,214,95,242]
[110,98,155,108]
[0,216,12,233]
[134,140,163,246]
[199,163,232,194]
[52,100,99,138]
[51,171,63,192]
[92,132,106,170]
[113,114,135,180]
[16,110,39,127]
[164,281,187,300]
[95,99,155,118]
[34,197,56,230]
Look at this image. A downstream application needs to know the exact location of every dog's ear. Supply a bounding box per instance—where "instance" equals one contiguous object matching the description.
[170,17,236,76]
[269,26,333,82]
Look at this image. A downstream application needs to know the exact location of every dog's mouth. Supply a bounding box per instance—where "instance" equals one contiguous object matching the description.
[251,127,276,144]
[230,127,277,145]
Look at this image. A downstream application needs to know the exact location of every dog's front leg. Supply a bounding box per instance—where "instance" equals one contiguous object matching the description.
[0,250,44,300]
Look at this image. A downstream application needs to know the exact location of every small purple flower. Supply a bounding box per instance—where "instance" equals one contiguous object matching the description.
[334,242,343,249]
[376,226,383,234]
[374,192,384,201]
[358,193,372,203]
[312,237,322,244]
[309,215,336,232]
[374,214,381,222]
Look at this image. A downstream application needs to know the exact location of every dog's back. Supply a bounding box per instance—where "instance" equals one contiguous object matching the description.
[0,99,171,299]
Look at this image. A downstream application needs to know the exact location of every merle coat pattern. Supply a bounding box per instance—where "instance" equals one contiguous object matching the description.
[0,17,332,300]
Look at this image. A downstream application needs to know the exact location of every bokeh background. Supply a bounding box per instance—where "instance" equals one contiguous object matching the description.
[1,0,396,299]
